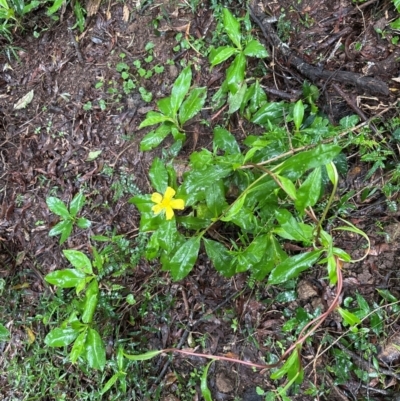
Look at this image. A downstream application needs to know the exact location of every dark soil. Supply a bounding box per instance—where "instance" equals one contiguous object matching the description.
[1,0,400,399]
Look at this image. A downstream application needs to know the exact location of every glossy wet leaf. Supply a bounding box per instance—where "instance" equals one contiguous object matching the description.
[69,192,85,217]
[157,96,173,118]
[226,52,246,93]
[124,349,163,361]
[209,46,237,66]
[223,8,242,49]
[138,111,173,129]
[45,327,79,347]
[70,330,87,363]
[45,269,86,288]
[157,219,178,252]
[149,157,168,193]
[76,217,91,229]
[205,181,227,217]
[140,123,172,151]
[171,65,192,114]
[166,236,201,280]
[48,219,72,238]
[85,328,106,370]
[63,250,93,275]
[221,194,246,222]
[251,101,286,125]
[295,167,322,212]
[204,238,235,277]
[337,307,361,326]
[179,87,207,125]
[268,250,323,285]
[100,373,122,395]
[243,39,268,58]
[82,280,99,324]
[277,175,297,200]
[213,127,240,154]
[270,350,299,380]
[46,197,71,219]
[274,209,314,244]
[228,81,247,114]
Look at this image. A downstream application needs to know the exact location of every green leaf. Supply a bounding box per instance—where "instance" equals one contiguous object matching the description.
[45,269,86,288]
[140,123,172,151]
[76,217,91,229]
[274,209,314,244]
[82,280,99,324]
[200,360,215,401]
[213,127,240,154]
[166,236,201,280]
[251,101,286,125]
[226,52,246,94]
[209,46,238,66]
[69,192,85,217]
[205,181,227,217]
[0,323,9,341]
[223,8,242,49]
[295,167,322,212]
[270,350,299,380]
[228,81,247,114]
[63,250,93,275]
[276,175,297,200]
[243,39,268,58]
[48,219,72,237]
[70,330,87,363]
[139,111,173,129]
[45,327,79,347]
[220,194,246,222]
[171,66,192,114]
[293,99,304,131]
[268,250,323,285]
[157,219,178,252]
[59,220,73,245]
[85,328,106,370]
[204,238,235,277]
[46,0,65,15]
[179,87,207,125]
[337,307,361,326]
[46,197,71,219]
[394,0,400,12]
[149,157,168,193]
[124,350,163,361]
[100,373,122,395]
[157,96,173,118]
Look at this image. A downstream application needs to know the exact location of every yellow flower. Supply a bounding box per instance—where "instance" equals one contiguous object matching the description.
[151,186,185,220]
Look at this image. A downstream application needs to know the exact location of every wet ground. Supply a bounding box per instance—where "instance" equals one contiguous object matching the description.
[1,0,400,399]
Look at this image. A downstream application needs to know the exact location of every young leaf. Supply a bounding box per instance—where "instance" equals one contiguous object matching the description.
[100,373,121,395]
[46,197,71,219]
[337,307,361,326]
[85,328,106,370]
[139,111,173,129]
[44,327,80,347]
[140,123,172,151]
[76,217,91,229]
[49,219,73,237]
[166,236,201,280]
[171,66,192,114]
[243,39,268,58]
[69,192,85,217]
[205,181,227,217]
[223,8,242,49]
[276,175,297,200]
[157,96,173,118]
[70,330,87,363]
[268,250,323,285]
[157,219,178,252]
[200,360,215,401]
[124,349,163,361]
[63,250,93,275]
[179,87,207,125]
[293,99,304,131]
[149,157,168,193]
[209,46,238,66]
[59,220,73,245]
[45,269,86,288]
[82,280,99,324]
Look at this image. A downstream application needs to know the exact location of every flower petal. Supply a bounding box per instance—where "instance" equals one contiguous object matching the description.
[152,204,163,215]
[165,206,174,220]
[151,192,163,203]
[170,199,185,210]
[164,187,176,201]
